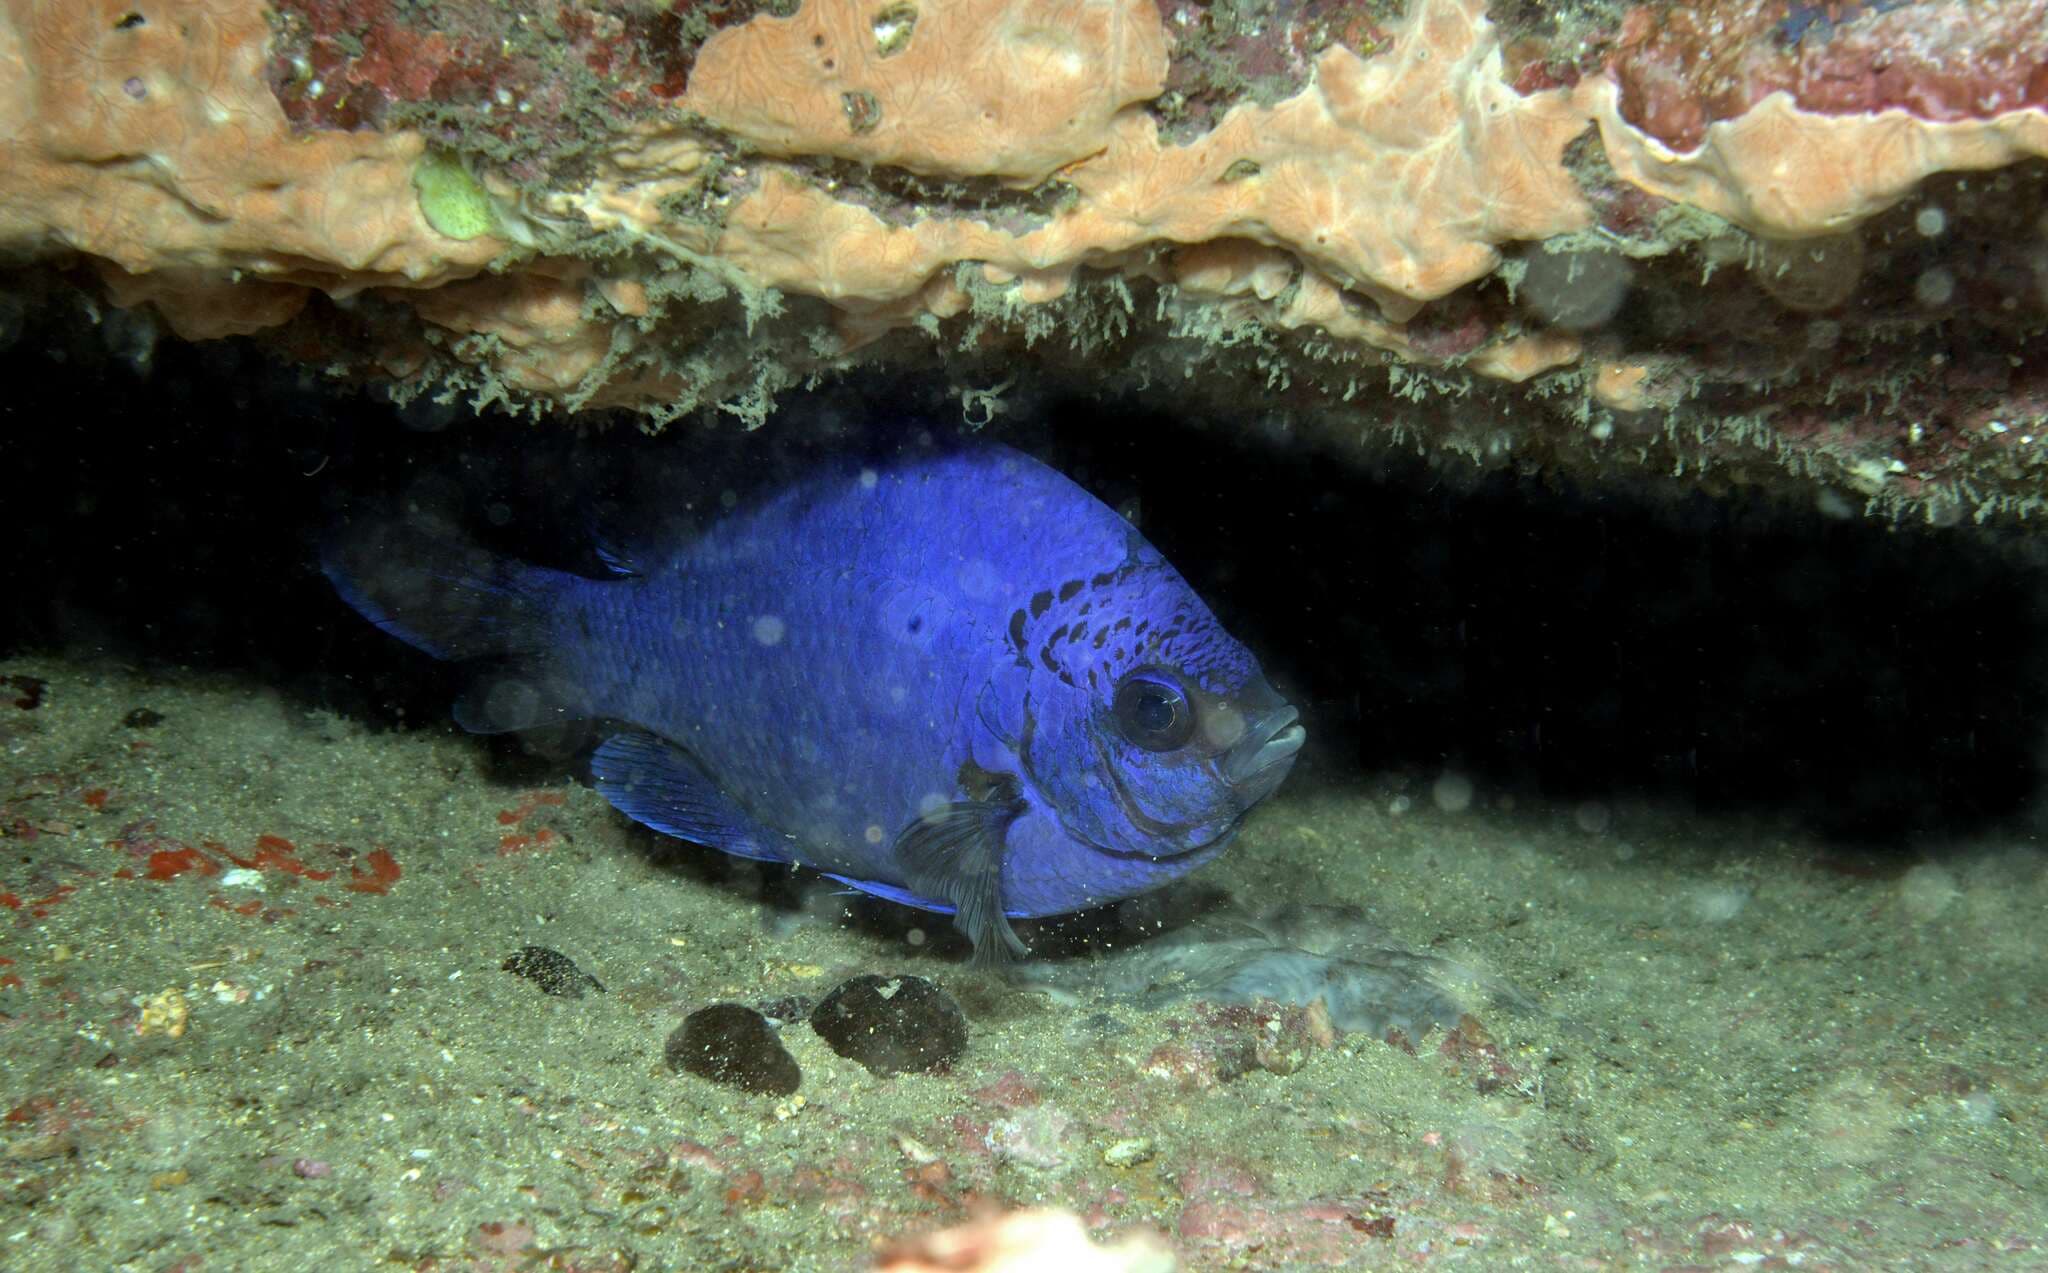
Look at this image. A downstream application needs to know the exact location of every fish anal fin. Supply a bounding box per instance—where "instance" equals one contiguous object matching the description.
[591,730,791,863]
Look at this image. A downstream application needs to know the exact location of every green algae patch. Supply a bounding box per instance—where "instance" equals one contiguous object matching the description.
[413,151,502,242]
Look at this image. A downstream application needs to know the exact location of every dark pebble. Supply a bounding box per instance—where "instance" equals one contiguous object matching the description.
[122,707,165,729]
[809,974,967,1077]
[501,945,605,999]
[666,1004,802,1096]
[4,675,46,711]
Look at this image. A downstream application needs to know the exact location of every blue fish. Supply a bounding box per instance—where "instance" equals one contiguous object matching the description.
[322,443,1304,961]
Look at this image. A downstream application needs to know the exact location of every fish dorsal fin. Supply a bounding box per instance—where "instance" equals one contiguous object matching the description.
[588,520,642,577]
[591,536,641,577]
[893,781,1028,966]
[590,730,792,863]
[586,501,649,577]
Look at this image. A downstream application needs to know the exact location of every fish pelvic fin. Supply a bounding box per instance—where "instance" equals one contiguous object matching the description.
[893,783,1029,967]
[321,514,562,664]
[590,730,795,863]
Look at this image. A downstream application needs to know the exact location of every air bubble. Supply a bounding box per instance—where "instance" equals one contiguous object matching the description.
[752,614,786,646]
[1518,249,1632,330]
[1915,267,1957,306]
[396,395,458,433]
[1898,863,1960,920]
[1755,232,1864,311]
[1431,770,1474,814]
[1685,884,1751,924]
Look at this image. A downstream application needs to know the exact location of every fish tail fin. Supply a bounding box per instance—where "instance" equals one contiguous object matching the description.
[320,514,562,664]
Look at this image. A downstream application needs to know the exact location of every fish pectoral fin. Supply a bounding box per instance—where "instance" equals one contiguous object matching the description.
[590,730,791,863]
[893,794,1028,966]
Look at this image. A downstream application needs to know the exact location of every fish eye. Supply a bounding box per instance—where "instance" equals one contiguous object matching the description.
[1112,673,1195,752]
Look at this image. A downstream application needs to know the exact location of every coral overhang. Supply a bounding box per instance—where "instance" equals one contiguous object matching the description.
[3,0,2047,518]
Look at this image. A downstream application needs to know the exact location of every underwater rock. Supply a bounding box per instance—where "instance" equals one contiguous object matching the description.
[666,1004,802,1097]
[810,974,968,1078]
[499,945,605,999]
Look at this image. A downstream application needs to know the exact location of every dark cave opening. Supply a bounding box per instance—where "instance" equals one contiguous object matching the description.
[3,333,2044,849]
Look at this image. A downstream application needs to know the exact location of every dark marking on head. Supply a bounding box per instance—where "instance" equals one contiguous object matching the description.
[1058,579,1083,602]
[1029,590,1053,618]
[1048,624,1069,646]
[1068,621,1087,644]
[1035,644,1078,688]
[1008,608,1028,651]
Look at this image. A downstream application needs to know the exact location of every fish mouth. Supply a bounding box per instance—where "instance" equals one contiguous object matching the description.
[1223,704,1306,803]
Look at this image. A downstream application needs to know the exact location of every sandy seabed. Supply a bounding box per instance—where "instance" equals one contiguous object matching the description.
[1,656,2043,1271]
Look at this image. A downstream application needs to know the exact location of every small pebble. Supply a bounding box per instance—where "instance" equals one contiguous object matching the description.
[122,707,165,728]
[667,1004,802,1096]
[1102,1137,1154,1167]
[501,946,605,999]
[986,1105,1072,1170]
[810,974,967,1077]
